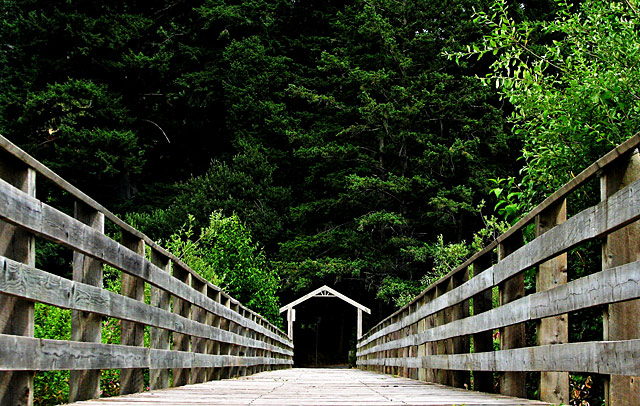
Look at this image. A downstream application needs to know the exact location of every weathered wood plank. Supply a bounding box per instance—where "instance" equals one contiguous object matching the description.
[471,253,494,393]
[498,233,525,397]
[0,135,287,342]
[0,256,292,356]
[535,199,569,404]
[0,334,293,371]
[494,175,640,285]
[120,232,146,395]
[357,259,640,356]
[0,155,35,406]
[173,263,192,387]
[358,266,495,349]
[64,368,548,406]
[360,173,640,353]
[358,339,640,376]
[0,178,292,349]
[358,133,640,338]
[601,151,640,406]
[190,277,208,384]
[69,202,105,402]
[149,248,171,390]
[449,268,470,388]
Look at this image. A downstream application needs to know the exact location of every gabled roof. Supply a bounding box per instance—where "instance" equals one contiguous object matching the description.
[279,285,371,314]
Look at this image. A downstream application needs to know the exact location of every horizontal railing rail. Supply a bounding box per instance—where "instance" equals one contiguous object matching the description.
[357,133,640,406]
[0,135,293,405]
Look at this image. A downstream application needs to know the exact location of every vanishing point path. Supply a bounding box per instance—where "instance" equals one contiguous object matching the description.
[67,369,548,406]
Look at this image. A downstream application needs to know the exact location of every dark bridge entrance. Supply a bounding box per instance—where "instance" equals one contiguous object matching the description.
[279,286,371,367]
[292,297,354,366]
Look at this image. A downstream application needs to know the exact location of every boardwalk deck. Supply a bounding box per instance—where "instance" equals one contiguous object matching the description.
[66,369,548,405]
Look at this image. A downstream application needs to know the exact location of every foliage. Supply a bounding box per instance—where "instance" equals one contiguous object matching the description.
[379,208,509,307]
[128,148,291,250]
[376,276,422,309]
[451,0,640,217]
[32,265,124,404]
[34,304,71,406]
[167,212,282,325]
[3,0,539,330]
[278,0,514,308]
[570,375,599,406]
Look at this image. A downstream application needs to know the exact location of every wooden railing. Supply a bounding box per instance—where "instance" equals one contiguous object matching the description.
[357,134,640,406]
[0,135,293,405]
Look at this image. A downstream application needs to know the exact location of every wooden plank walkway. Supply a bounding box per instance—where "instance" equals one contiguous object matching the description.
[66,368,549,405]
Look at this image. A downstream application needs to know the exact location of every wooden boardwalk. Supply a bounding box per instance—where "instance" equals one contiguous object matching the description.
[67,368,548,405]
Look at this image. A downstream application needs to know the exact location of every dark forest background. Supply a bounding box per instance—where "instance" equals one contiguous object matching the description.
[2,0,638,326]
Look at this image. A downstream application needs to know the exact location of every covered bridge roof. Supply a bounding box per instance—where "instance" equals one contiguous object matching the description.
[279,285,371,314]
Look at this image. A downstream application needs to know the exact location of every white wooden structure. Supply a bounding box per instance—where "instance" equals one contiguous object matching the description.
[279,285,371,339]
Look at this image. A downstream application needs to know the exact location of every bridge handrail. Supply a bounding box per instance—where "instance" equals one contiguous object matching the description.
[0,134,292,404]
[0,136,281,335]
[357,133,640,403]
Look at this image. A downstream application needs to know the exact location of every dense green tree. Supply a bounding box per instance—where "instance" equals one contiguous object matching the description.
[459,0,640,214]
[166,212,282,325]
[277,0,514,305]
[2,0,520,315]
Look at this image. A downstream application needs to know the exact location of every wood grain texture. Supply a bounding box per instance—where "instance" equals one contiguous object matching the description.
[69,203,104,402]
[0,333,293,371]
[358,267,495,349]
[535,199,569,404]
[190,277,208,384]
[357,259,640,357]
[498,234,525,398]
[65,368,548,406]
[0,135,283,339]
[358,339,640,376]
[0,156,35,406]
[119,232,146,396]
[149,249,171,390]
[0,178,292,351]
[601,152,640,406]
[358,134,640,338]
[471,253,494,393]
[0,255,292,357]
[359,173,640,359]
[173,263,192,387]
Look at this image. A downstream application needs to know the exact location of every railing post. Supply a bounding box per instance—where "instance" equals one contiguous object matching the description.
[416,296,427,381]
[601,151,640,406]
[471,253,494,393]
[449,268,470,389]
[435,282,449,385]
[190,277,207,384]
[247,314,256,375]
[172,263,192,386]
[211,290,223,380]
[205,288,219,381]
[417,296,428,382]
[391,315,400,376]
[287,307,294,340]
[69,202,104,402]
[0,153,35,406]
[220,295,232,379]
[498,232,526,397]
[230,303,241,377]
[424,289,438,383]
[120,232,146,395]
[535,199,569,404]
[150,249,171,390]
[401,312,409,378]
[241,310,250,376]
[408,304,418,380]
